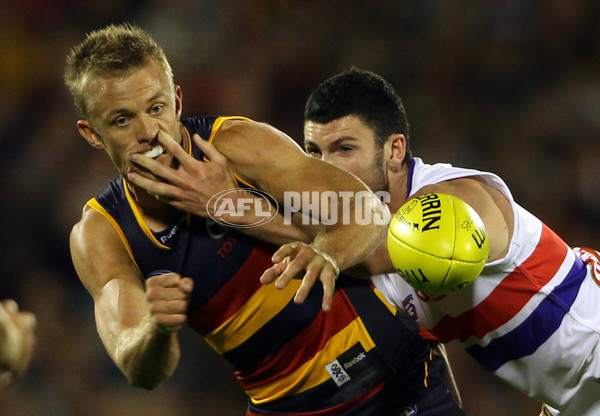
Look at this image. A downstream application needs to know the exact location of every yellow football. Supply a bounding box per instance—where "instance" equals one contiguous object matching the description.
[387,193,489,295]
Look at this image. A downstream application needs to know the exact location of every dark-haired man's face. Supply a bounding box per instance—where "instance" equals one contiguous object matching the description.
[304,115,388,193]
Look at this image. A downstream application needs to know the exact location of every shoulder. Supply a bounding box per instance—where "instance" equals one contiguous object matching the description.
[418,177,503,212]
[70,205,123,260]
[419,176,514,262]
[420,176,484,194]
[411,158,511,200]
[182,116,256,143]
[70,204,138,293]
[214,118,301,150]
[211,119,308,188]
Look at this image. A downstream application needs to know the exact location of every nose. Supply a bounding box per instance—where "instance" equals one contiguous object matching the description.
[136,114,159,142]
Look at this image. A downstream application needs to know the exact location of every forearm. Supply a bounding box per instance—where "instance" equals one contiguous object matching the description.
[311,225,384,273]
[218,195,312,245]
[112,314,180,389]
[242,216,312,245]
[261,197,390,311]
[345,242,396,278]
[310,194,389,271]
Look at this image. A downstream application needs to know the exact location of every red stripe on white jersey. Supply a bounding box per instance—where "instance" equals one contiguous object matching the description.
[430,224,569,343]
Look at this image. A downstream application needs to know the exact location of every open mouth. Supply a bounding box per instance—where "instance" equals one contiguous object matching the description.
[143,144,164,159]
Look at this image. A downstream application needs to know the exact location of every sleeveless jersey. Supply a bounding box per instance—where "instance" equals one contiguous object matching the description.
[373,157,600,414]
[87,117,437,415]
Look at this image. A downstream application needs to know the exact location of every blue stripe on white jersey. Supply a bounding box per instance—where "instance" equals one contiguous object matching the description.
[467,256,587,371]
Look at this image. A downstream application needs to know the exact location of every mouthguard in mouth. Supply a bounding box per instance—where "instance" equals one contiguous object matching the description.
[143,144,164,159]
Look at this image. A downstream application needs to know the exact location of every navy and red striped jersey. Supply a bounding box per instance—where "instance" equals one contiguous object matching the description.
[87,116,434,415]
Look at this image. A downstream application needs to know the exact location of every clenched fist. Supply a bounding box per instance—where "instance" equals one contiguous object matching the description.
[0,299,36,386]
[145,273,194,333]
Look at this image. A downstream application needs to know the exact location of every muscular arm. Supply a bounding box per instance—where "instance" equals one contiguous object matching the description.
[213,190,313,245]
[213,119,389,272]
[242,211,313,245]
[70,206,192,389]
[128,132,312,246]
[126,119,389,310]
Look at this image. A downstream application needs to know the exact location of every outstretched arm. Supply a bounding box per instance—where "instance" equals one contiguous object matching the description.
[128,132,312,245]
[70,206,193,389]
[213,120,389,309]
[127,119,389,311]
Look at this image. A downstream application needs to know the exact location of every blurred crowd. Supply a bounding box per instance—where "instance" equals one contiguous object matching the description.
[0,1,598,415]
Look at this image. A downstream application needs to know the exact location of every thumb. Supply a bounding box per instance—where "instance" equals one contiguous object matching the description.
[178,277,194,294]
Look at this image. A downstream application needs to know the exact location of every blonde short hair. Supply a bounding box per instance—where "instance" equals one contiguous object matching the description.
[64,23,173,118]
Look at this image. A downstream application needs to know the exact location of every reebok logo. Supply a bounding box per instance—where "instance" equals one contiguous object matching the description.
[343,351,366,370]
[325,343,371,387]
[325,342,390,392]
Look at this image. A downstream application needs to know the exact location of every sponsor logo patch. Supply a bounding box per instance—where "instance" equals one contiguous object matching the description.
[325,343,371,387]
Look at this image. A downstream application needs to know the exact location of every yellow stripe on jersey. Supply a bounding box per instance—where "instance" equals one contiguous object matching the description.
[541,404,555,416]
[206,116,255,189]
[120,177,169,249]
[373,287,397,315]
[247,318,377,404]
[86,197,141,273]
[180,121,193,156]
[424,349,432,387]
[204,279,301,353]
[207,116,252,143]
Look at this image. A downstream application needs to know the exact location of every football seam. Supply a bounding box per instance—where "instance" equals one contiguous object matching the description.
[388,233,482,264]
[451,196,457,261]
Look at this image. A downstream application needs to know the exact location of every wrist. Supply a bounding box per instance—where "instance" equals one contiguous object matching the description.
[309,243,341,279]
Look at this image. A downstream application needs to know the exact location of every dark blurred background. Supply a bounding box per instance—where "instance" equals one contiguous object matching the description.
[1,1,599,415]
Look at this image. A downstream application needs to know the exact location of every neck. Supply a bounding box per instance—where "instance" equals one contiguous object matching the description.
[387,162,410,214]
[179,122,190,154]
[127,183,181,229]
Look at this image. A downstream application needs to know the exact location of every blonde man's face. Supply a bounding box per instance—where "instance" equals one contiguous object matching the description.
[76,60,182,179]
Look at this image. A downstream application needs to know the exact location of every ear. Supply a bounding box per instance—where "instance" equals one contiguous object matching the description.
[387,134,406,172]
[77,120,105,149]
[174,85,183,120]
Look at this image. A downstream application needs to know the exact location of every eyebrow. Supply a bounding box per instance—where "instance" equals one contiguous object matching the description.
[304,136,359,149]
[106,108,133,118]
[105,92,167,118]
